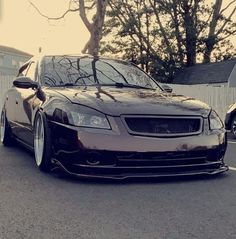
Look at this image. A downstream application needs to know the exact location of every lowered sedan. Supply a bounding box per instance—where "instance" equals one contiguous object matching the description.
[0,55,228,179]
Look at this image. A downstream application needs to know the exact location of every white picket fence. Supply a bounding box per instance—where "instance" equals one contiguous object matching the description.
[169,84,236,120]
[0,75,15,111]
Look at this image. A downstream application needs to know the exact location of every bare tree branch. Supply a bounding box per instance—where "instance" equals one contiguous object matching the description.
[220,0,236,14]
[207,0,222,38]
[218,29,236,41]
[149,0,174,59]
[78,0,93,32]
[203,0,223,63]
[29,0,107,56]
[109,0,166,66]
[29,1,79,20]
[217,5,236,35]
[197,11,213,38]
[82,38,90,53]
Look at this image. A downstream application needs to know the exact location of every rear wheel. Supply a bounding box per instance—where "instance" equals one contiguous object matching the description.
[34,111,52,172]
[0,110,14,146]
[231,115,236,138]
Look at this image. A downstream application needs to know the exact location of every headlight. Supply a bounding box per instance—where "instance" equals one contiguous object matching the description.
[54,104,111,129]
[209,110,223,130]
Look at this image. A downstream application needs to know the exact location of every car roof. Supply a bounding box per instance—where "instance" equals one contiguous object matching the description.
[39,54,126,64]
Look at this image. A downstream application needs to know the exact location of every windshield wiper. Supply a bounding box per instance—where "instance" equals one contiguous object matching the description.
[49,83,78,87]
[64,83,76,87]
[101,82,155,90]
[49,82,154,89]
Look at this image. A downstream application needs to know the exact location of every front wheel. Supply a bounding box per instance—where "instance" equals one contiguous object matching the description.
[231,115,236,139]
[0,110,14,146]
[34,111,52,172]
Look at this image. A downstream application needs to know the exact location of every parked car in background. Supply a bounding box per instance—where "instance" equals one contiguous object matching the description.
[0,55,228,179]
[225,103,236,138]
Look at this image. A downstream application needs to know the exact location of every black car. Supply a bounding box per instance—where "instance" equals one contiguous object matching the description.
[0,55,228,179]
[225,103,236,138]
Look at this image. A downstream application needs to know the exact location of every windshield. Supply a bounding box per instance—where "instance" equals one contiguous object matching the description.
[42,56,161,90]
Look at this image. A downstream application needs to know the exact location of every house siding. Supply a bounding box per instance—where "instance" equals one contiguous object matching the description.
[0,46,32,76]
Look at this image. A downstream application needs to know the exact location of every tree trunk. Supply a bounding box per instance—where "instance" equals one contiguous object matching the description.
[203,0,223,63]
[172,1,184,64]
[85,26,102,56]
[80,0,107,56]
[203,37,215,63]
[183,3,197,67]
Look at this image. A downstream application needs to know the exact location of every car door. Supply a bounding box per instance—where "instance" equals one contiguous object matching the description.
[4,87,17,132]
[4,62,30,136]
[14,60,39,147]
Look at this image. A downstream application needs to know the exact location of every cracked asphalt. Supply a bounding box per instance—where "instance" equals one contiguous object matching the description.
[0,134,236,239]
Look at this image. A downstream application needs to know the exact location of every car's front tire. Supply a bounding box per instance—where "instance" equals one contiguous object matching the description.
[231,115,236,138]
[0,109,14,146]
[34,111,52,172]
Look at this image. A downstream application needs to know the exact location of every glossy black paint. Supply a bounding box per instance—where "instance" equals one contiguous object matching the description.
[13,76,39,89]
[52,87,211,117]
[2,55,228,179]
[225,103,236,130]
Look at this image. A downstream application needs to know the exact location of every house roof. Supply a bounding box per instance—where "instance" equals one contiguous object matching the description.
[0,45,32,57]
[173,59,236,85]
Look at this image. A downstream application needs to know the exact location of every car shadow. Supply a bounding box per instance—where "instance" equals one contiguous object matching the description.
[49,166,229,185]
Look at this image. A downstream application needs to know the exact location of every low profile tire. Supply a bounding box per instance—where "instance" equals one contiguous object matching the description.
[231,115,236,139]
[34,111,52,172]
[0,110,14,146]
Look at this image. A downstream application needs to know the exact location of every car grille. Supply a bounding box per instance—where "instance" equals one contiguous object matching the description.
[122,115,203,137]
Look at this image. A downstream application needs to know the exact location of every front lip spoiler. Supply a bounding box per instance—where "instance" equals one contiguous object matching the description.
[51,159,229,180]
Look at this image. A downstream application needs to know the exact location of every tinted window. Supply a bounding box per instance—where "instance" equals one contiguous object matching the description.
[43,56,159,89]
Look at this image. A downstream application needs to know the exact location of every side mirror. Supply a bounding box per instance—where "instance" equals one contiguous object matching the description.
[162,84,173,93]
[13,77,39,89]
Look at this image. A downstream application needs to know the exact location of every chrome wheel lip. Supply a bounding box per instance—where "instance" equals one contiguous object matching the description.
[34,115,44,166]
[0,111,6,143]
[233,119,236,136]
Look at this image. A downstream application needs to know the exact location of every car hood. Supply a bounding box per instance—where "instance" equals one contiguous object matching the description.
[52,86,211,117]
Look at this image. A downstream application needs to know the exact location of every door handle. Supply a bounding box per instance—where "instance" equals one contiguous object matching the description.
[16,98,19,104]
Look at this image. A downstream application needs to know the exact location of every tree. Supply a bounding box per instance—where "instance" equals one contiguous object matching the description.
[30,0,108,56]
[102,0,236,81]
[203,0,236,63]
[103,0,173,81]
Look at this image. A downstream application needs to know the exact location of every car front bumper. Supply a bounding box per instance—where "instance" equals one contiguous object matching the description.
[51,158,228,179]
[49,120,228,179]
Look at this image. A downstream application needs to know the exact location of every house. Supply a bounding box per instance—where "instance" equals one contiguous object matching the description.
[0,45,32,77]
[173,59,236,86]
[170,59,236,119]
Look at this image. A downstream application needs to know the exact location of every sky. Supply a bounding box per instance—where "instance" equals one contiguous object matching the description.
[0,0,235,56]
[0,0,90,55]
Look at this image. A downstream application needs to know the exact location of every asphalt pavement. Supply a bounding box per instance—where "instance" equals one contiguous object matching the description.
[0,135,236,239]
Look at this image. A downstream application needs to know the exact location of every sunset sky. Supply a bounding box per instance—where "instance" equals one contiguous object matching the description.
[0,0,90,55]
[0,0,235,55]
